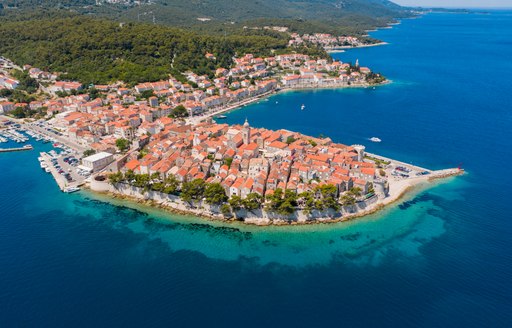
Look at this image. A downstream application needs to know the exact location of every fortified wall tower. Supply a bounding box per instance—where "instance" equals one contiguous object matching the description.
[352,144,366,162]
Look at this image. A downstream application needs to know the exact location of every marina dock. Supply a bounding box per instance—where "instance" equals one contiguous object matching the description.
[40,152,84,192]
[0,145,33,153]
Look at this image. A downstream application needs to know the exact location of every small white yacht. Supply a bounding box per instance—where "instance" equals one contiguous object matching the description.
[63,186,80,193]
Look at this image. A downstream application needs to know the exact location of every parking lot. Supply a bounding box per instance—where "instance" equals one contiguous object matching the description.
[42,150,88,189]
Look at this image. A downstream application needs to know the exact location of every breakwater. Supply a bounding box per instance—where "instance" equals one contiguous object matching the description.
[0,145,33,153]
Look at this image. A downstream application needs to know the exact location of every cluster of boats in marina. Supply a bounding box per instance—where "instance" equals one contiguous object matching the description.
[0,125,56,145]
[1,121,82,193]
[38,151,55,173]
[0,129,29,143]
[25,130,54,143]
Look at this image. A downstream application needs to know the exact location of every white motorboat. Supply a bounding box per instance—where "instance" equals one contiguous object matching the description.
[63,186,80,193]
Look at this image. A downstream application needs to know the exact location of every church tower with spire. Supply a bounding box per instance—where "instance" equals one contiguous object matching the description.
[242,118,251,145]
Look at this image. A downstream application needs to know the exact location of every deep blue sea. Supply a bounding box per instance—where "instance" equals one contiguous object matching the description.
[1,11,512,327]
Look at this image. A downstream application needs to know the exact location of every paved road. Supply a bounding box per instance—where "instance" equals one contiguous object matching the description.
[26,123,86,153]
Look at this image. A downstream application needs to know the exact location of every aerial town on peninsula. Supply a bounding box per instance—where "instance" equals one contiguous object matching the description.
[0,52,459,224]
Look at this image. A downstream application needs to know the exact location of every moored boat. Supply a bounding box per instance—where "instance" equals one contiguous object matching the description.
[63,186,80,193]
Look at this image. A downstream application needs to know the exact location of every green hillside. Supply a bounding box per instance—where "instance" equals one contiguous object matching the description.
[0,16,326,85]
[0,0,412,35]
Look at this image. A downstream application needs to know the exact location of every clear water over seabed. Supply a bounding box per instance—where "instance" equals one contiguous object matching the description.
[1,12,512,327]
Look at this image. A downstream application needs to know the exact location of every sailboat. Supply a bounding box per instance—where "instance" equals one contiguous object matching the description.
[301,104,305,110]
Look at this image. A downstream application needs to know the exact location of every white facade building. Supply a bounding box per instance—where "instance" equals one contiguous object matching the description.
[82,152,114,172]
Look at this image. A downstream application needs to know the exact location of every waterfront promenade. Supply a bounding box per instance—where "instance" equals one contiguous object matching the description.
[25,123,86,153]
[366,152,432,173]
[187,90,275,125]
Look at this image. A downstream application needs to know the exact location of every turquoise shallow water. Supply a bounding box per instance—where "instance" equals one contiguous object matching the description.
[1,11,512,327]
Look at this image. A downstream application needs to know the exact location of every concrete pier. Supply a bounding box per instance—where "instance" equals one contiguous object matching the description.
[366,152,432,173]
[40,152,84,191]
[0,145,33,153]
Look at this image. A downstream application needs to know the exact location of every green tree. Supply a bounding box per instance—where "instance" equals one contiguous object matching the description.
[341,194,356,206]
[223,157,233,168]
[180,178,206,204]
[88,87,101,100]
[140,90,155,99]
[108,172,124,184]
[204,182,228,205]
[277,199,296,215]
[83,149,96,157]
[0,89,12,98]
[349,187,362,197]
[220,203,232,217]
[11,70,38,93]
[228,195,243,211]
[150,172,161,181]
[314,184,340,210]
[243,193,263,211]
[133,174,150,189]
[10,107,26,118]
[163,175,180,195]
[124,170,136,183]
[298,191,315,214]
[168,105,189,118]
[286,136,296,145]
[265,188,284,212]
[151,182,165,192]
[266,188,297,215]
[115,138,130,152]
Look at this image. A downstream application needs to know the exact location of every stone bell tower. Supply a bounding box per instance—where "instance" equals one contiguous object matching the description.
[242,118,251,145]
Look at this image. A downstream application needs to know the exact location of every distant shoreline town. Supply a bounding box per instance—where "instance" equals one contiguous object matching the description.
[0,47,462,225]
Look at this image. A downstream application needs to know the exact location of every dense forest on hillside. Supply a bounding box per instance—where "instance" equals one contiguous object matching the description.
[0,0,412,35]
[0,0,409,85]
[0,17,328,85]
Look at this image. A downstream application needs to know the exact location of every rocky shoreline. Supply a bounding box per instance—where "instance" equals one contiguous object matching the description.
[85,169,464,227]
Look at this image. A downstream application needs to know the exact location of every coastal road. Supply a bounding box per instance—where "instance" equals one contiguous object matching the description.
[187,90,275,125]
[26,123,86,154]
